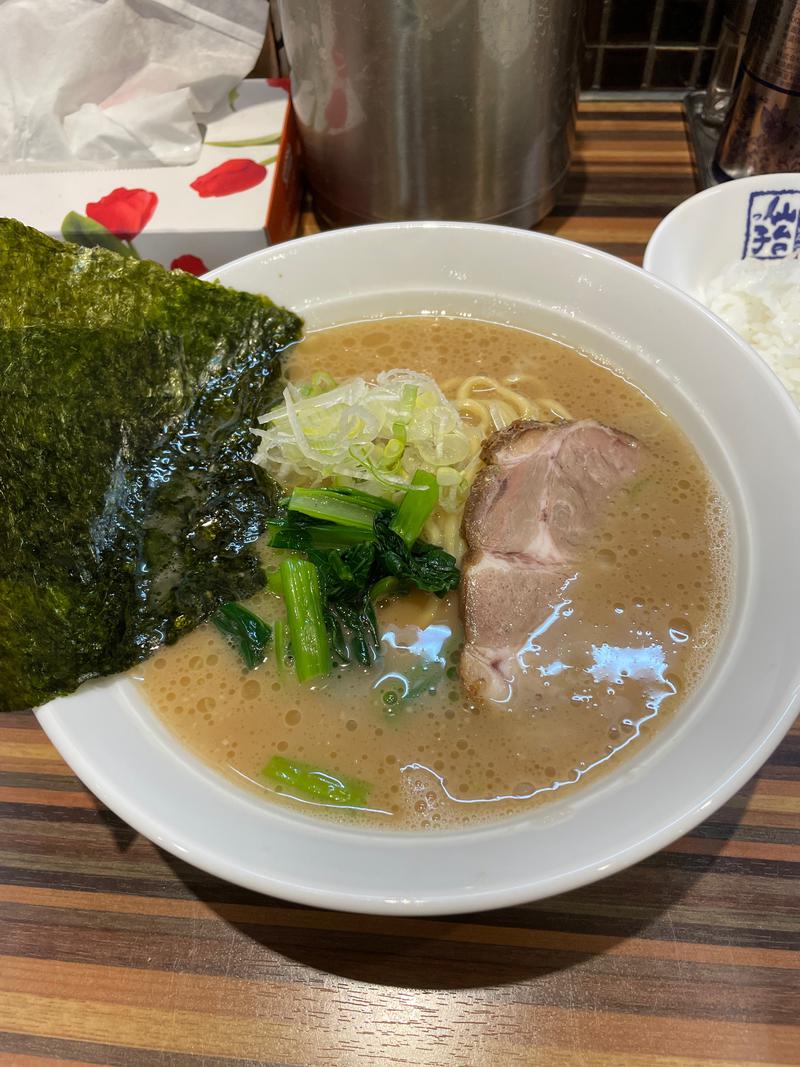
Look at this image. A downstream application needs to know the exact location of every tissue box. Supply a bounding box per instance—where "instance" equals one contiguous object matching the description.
[0,80,300,275]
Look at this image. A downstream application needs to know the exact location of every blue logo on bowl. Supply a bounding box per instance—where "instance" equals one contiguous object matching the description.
[742,190,800,260]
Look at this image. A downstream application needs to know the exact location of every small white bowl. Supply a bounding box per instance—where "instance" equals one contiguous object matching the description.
[644,172,800,296]
[35,222,800,915]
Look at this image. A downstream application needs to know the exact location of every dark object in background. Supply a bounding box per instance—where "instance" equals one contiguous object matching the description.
[684,1,756,189]
[715,0,800,178]
[702,0,755,125]
[278,0,583,228]
[583,0,724,90]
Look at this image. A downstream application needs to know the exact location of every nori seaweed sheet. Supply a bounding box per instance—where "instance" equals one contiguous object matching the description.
[0,219,302,711]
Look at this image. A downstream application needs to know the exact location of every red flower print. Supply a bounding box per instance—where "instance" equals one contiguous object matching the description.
[170,254,209,276]
[85,188,158,241]
[190,158,267,198]
[267,77,290,92]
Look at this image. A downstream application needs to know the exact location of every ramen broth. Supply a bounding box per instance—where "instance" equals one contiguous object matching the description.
[138,317,731,829]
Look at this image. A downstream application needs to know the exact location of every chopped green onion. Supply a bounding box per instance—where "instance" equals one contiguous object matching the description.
[287,487,379,530]
[390,469,439,547]
[398,383,418,423]
[311,370,337,394]
[212,603,271,669]
[436,466,461,487]
[298,371,337,398]
[348,445,414,490]
[263,754,369,806]
[280,558,331,682]
[382,437,405,468]
[252,372,483,502]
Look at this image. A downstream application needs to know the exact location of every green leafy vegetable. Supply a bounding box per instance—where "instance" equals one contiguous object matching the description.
[263,754,370,806]
[280,558,331,682]
[265,480,460,679]
[326,598,381,668]
[309,541,380,667]
[373,513,460,595]
[212,603,272,669]
[390,469,439,547]
[312,541,376,600]
[268,518,374,552]
[287,487,386,530]
[268,487,395,553]
[323,486,398,511]
[0,219,301,711]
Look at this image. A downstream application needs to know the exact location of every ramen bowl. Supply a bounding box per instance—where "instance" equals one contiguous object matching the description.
[36,222,800,915]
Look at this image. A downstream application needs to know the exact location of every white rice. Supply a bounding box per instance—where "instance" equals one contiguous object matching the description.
[700,257,800,405]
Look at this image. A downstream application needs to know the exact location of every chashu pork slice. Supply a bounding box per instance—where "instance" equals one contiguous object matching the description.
[459,419,640,704]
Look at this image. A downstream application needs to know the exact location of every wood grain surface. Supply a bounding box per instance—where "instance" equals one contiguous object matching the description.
[2,101,799,1067]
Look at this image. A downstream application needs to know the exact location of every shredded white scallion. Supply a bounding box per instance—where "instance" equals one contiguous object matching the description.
[252,369,483,511]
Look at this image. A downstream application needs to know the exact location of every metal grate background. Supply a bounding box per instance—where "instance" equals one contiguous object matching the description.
[583,0,724,90]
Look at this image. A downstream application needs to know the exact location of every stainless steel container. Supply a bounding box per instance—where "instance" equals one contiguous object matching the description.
[278,0,584,228]
[715,0,800,178]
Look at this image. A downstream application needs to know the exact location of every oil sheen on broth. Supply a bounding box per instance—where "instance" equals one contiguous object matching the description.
[138,317,731,829]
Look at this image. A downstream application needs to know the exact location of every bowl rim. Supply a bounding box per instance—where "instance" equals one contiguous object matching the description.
[643,171,800,274]
[34,219,800,915]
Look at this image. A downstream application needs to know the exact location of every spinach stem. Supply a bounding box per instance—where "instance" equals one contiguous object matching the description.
[269,522,374,551]
[274,618,288,676]
[279,558,331,682]
[390,469,439,547]
[263,754,369,806]
[287,488,379,530]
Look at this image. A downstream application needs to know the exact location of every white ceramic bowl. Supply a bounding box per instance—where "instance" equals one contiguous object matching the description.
[36,222,800,915]
[644,172,800,296]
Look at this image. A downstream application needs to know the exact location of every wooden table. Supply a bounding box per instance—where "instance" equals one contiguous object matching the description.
[2,101,798,1067]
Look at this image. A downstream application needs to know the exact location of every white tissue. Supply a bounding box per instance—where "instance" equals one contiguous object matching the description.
[0,0,268,170]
